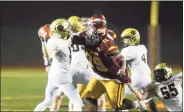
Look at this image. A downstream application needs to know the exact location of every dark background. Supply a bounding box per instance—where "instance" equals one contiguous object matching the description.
[1,1,183,67]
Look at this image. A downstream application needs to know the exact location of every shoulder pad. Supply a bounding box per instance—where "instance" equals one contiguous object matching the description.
[107,30,117,39]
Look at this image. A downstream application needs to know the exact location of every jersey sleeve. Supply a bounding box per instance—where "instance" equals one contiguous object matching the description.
[146,82,156,90]
[171,72,183,86]
[43,56,52,66]
[172,72,182,80]
[42,44,52,66]
[120,47,135,60]
[46,37,58,59]
[107,30,117,39]
[164,72,183,83]
[106,39,120,57]
[144,82,157,98]
[106,39,127,76]
[145,82,158,94]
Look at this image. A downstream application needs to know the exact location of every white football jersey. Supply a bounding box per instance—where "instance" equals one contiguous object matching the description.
[147,72,182,111]
[46,33,71,71]
[120,45,151,76]
[68,33,89,69]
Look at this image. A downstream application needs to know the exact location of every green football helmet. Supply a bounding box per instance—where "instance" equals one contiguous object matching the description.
[153,63,172,82]
[50,18,70,39]
[68,16,85,33]
[120,28,140,47]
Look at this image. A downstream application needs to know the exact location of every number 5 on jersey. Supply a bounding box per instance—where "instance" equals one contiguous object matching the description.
[160,83,179,99]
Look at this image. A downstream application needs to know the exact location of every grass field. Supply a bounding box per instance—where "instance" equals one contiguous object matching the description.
[1,66,182,111]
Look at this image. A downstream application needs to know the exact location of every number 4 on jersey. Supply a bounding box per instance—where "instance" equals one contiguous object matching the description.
[141,54,146,63]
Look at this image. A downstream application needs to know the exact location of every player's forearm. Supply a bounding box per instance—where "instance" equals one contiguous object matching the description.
[40,40,52,67]
[43,55,52,66]
[41,42,48,55]
[111,54,132,83]
[126,83,152,101]
[112,54,127,74]
[139,90,155,100]
[126,83,146,100]
[112,53,125,68]
[140,92,149,100]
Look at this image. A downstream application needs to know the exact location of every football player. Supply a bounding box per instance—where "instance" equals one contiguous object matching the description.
[37,24,67,111]
[34,18,83,111]
[134,63,182,111]
[70,14,146,111]
[51,16,107,111]
[89,14,117,39]
[120,28,158,112]
[68,15,107,112]
[38,24,52,72]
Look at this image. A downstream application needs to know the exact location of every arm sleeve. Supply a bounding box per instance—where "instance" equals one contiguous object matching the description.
[43,56,52,66]
[106,39,120,57]
[106,40,127,75]
[172,72,182,79]
[46,38,58,59]
[120,47,135,60]
[40,39,52,66]
[144,82,157,98]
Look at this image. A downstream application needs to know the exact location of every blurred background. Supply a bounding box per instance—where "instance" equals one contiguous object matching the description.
[1,1,183,67]
[1,1,183,111]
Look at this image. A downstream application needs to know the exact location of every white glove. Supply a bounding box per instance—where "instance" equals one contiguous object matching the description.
[135,100,147,112]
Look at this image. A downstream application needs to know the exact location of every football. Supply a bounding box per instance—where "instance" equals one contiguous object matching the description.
[38,26,51,39]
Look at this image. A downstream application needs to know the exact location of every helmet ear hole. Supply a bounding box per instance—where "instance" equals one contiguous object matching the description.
[133,38,136,41]
[57,25,64,32]
[131,30,136,35]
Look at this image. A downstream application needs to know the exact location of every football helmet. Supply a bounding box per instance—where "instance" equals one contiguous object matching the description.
[50,18,70,39]
[85,26,108,45]
[68,16,85,33]
[153,63,172,82]
[90,14,107,29]
[120,28,140,47]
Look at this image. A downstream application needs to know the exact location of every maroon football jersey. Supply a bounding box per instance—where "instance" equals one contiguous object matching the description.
[71,26,126,79]
[85,34,121,79]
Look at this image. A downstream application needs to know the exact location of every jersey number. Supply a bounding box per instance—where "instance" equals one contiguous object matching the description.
[141,54,147,63]
[88,54,108,72]
[71,44,85,52]
[160,83,179,99]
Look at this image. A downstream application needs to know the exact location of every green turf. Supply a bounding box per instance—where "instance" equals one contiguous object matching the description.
[1,67,182,111]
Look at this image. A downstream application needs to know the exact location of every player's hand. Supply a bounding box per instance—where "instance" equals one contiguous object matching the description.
[40,38,47,43]
[117,69,125,77]
[117,69,131,83]
[45,66,50,72]
[135,100,147,112]
[119,75,131,83]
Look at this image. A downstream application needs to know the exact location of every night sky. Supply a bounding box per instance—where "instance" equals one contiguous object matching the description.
[1,1,183,66]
